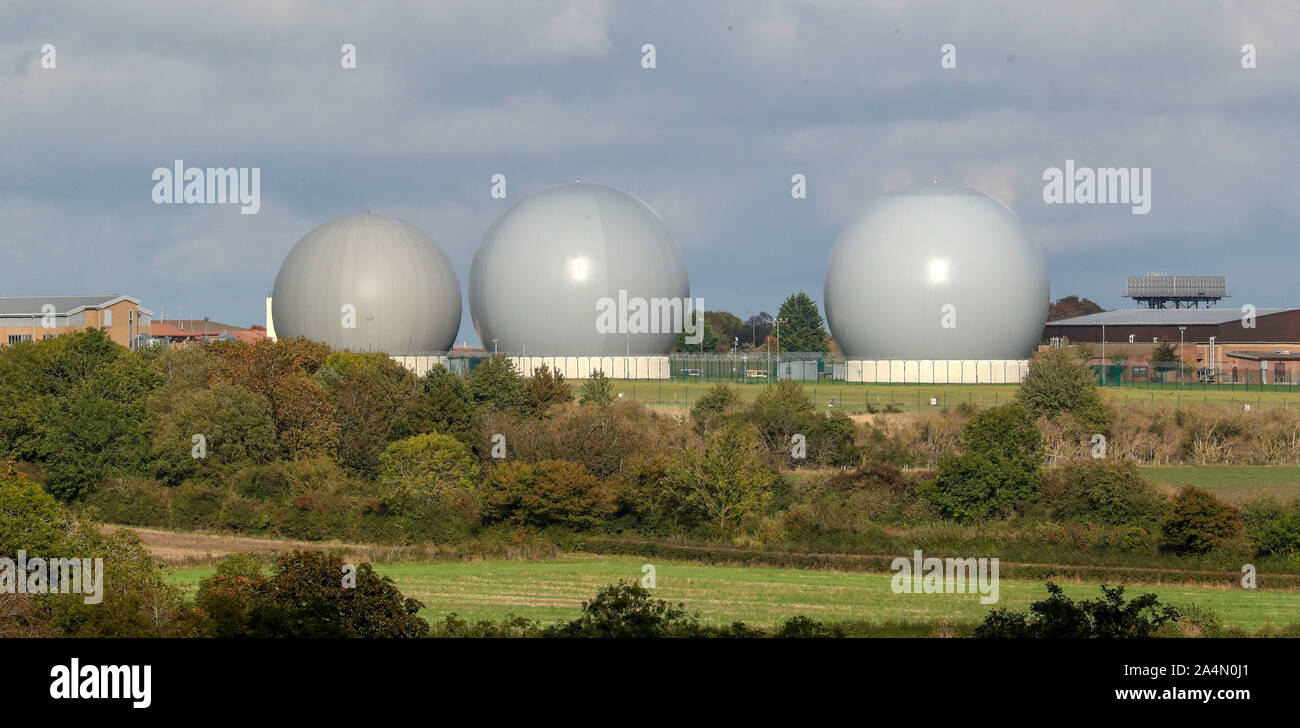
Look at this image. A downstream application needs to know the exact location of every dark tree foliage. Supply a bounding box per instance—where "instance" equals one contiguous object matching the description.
[420,364,479,447]
[775,292,829,353]
[671,319,719,353]
[740,312,774,348]
[0,328,161,500]
[527,364,573,416]
[977,582,1180,638]
[1160,486,1240,555]
[195,550,427,638]
[545,581,703,638]
[1047,295,1104,322]
[466,355,532,415]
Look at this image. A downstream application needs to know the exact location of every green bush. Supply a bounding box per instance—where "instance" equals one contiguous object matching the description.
[578,370,615,407]
[481,460,615,530]
[1252,510,1300,557]
[231,463,292,502]
[1038,460,1167,528]
[1016,346,1111,434]
[1160,486,1240,555]
[920,453,1037,522]
[544,581,702,638]
[82,478,172,526]
[171,481,228,529]
[195,550,427,638]
[977,582,1180,638]
[217,495,272,533]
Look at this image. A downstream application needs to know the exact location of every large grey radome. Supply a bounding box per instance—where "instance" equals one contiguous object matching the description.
[824,183,1048,359]
[272,213,461,353]
[470,182,689,355]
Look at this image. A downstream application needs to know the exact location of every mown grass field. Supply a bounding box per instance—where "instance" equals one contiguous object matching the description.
[1140,465,1300,504]
[165,555,1300,632]
[598,379,1300,412]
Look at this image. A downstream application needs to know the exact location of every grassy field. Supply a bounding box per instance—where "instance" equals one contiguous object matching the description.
[165,554,1300,632]
[1140,465,1300,504]
[600,379,1300,412]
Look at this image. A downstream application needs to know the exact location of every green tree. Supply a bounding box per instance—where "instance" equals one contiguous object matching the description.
[195,550,428,638]
[546,581,702,638]
[527,364,573,416]
[976,582,1180,639]
[671,319,719,353]
[1038,460,1167,528]
[705,311,744,352]
[378,432,479,504]
[314,352,430,475]
[776,292,829,352]
[690,383,741,434]
[467,355,531,415]
[146,382,277,484]
[480,459,615,530]
[1160,486,1240,555]
[920,404,1043,522]
[1016,347,1111,433]
[668,422,779,534]
[419,364,479,447]
[579,369,616,406]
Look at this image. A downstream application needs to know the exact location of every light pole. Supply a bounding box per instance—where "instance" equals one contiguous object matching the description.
[774,317,788,379]
[1179,326,1186,385]
[491,338,500,356]
[1100,322,1106,385]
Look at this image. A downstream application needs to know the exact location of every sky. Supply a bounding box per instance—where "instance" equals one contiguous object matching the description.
[2,0,1298,346]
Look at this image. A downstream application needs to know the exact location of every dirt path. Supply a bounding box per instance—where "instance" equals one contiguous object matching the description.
[99,525,414,564]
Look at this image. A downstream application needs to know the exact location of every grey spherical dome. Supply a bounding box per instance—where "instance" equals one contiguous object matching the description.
[824,183,1048,360]
[470,182,689,355]
[272,213,461,353]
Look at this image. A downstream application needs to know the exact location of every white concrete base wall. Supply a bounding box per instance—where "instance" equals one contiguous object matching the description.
[391,354,451,377]
[845,359,1030,384]
[511,355,672,379]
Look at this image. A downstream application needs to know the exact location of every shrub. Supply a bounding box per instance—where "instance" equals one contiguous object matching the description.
[231,463,292,502]
[1038,460,1167,528]
[217,495,272,533]
[578,370,615,406]
[691,384,741,433]
[82,477,172,526]
[920,454,1037,522]
[171,481,227,529]
[195,550,427,637]
[1160,487,1240,555]
[1252,510,1300,557]
[1016,347,1111,433]
[976,582,1180,638]
[378,433,479,505]
[666,422,780,535]
[545,581,701,638]
[481,460,615,530]
[961,403,1043,471]
[774,615,843,638]
[527,364,573,416]
[467,355,531,415]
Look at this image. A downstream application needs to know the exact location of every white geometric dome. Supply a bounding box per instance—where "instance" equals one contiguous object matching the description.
[824,183,1048,360]
[272,213,461,353]
[470,182,689,355]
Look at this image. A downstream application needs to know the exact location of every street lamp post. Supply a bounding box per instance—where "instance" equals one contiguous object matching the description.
[1179,326,1186,385]
[774,317,788,380]
[1101,322,1106,386]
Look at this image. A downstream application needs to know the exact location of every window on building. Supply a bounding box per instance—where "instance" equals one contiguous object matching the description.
[103,309,113,327]
[7,335,32,345]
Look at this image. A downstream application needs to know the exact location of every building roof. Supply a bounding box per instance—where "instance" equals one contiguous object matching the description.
[162,319,248,332]
[0,295,153,317]
[1049,308,1298,326]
